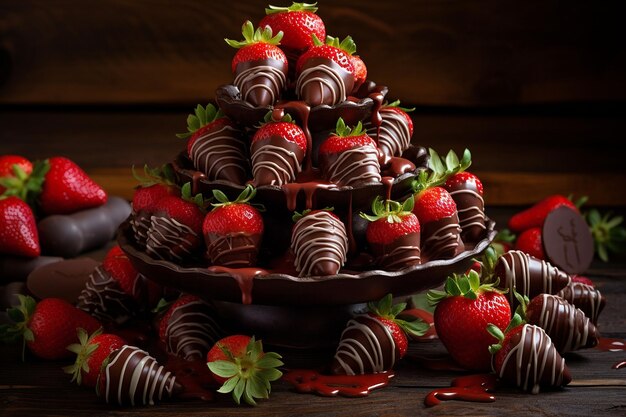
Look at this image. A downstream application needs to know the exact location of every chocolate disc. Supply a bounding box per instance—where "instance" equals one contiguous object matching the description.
[27,258,99,302]
[542,206,593,274]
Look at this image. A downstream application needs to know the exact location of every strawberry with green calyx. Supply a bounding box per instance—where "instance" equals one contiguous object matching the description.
[514,227,545,259]
[63,327,126,387]
[487,314,572,394]
[557,282,605,325]
[207,335,283,406]
[585,208,626,262]
[0,196,40,258]
[251,111,307,186]
[225,21,287,107]
[325,34,367,92]
[318,118,381,187]
[427,270,510,371]
[130,164,180,248]
[331,293,428,375]
[508,194,577,233]
[145,182,206,263]
[295,34,357,106]
[0,155,33,198]
[291,207,348,277]
[366,100,415,161]
[176,103,248,184]
[203,184,265,267]
[0,295,101,360]
[360,195,421,270]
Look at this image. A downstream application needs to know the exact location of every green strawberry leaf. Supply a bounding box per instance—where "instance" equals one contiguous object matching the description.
[217,375,240,394]
[208,360,239,378]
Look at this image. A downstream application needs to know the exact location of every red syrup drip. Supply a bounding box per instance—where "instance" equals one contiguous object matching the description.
[165,355,215,401]
[206,266,268,305]
[424,374,497,407]
[595,337,626,352]
[613,361,626,369]
[282,369,394,397]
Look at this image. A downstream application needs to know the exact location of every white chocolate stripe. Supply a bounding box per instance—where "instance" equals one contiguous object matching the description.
[234,64,286,104]
[296,64,347,105]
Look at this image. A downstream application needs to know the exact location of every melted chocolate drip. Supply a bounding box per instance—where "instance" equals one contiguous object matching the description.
[557,282,605,325]
[318,143,382,187]
[251,134,305,186]
[165,299,223,361]
[145,215,202,263]
[365,107,412,160]
[205,232,261,268]
[526,293,599,353]
[296,57,355,107]
[421,214,463,261]
[234,58,287,107]
[369,232,421,271]
[446,181,486,243]
[76,265,136,325]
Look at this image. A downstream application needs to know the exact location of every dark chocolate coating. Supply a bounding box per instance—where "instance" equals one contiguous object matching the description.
[27,258,99,303]
[145,214,202,263]
[446,181,486,243]
[165,298,222,361]
[99,345,182,406]
[421,214,463,261]
[234,58,287,107]
[38,196,131,258]
[543,206,594,275]
[76,265,136,325]
[526,293,599,352]
[318,143,382,187]
[402,145,429,170]
[495,324,571,394]
[369,232,421,271]
[251,134,305,186]
[130,209,151,250]
[331,314,398,375]
[557,282,605,325]
[0,255,63,283]
[296,57,355,107]
[495,250,571,310]
[205,232,261,268]
[0,281,28,309]
[365,106,412,160]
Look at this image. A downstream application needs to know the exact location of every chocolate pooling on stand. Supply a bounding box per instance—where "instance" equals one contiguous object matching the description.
[557,282,605,325]
[495,250,571,310]
[98,345,182,406]
[525,293,599,353]
[291,209,348,277]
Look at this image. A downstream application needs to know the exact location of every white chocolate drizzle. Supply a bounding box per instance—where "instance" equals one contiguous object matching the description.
[449,189,486,233]
[190,124,247,181]
[557,282,604,325]
[234,64,286,105]
[323,144,381,187]
[146,215,198,262]
[165,299,222,360]
[77,265,134,324]
[251,143,302,186]
[296,64,347,106]
[366,108,411,158]
[422,220,461,260]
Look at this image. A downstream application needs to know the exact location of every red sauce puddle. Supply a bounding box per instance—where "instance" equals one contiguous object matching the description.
[165,355,215,401]
[206,266,268,305]
[282,369,394,397]
[595,337,626,352]
[424,374,497,407]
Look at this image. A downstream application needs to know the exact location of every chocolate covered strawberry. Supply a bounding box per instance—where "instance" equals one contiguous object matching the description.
[64,328,126,387]
[251,112,307,186]
[0,196,40,258]
[557,282,605,325]
[295,35,357,106]
[0,155,33,197]
[427,271,510,371]
[360,195,421,270]
[207,335,283,405]
[508,194,577,233]
[366,100,414,162]
[331,294,428,375]
[177,104,248,184]
[318,118,381,186]
[444,169,487,243]
[0,295,100,360]
[350,53,367,93]
[291,208,348,276]
[488,314,572,394]
[145,182,205,263]
[158,294,222,361]
[202,185,264,267]
[225,21,287,107]
[515,227,545,259]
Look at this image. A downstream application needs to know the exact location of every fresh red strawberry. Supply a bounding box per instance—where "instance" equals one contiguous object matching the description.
[102,245,143,298]
[413,186,457,225]
[360,195,421,270]
[428,271,511,371]
[0,196,40,257]
[331,294,428,375]
[318,118,381,186]
[350,54,367,91]
[0,295,101,360]
[63,328,126,387]
[0,155,32,195]
[445,171,483,195]
[251,112,307,186]
[177,104,248,184]
[36,157,107,215]
[131,164,179,213]
[571,275,594,286]
[202,185,264,267]
[225,21,287,107]
[508,194,577,233]
[515,227,545,259]
[259,2,326,51]
[296,34,355,76]
[488,314,572,393]
[207,335,283,405]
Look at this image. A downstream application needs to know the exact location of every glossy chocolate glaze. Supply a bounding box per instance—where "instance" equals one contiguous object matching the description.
[76,265,136,325]
[205,232,261,268]
[130,209,151,249]
[369,232,421,271]
[557,282,605,325]
[319,143,382,187]
[421,214,463,261]
[26,258,98,303]
[145,215,201,263]
[251,134,305,186]
[446,181,486,243]
[234,58,287,107]
[366,107,412,160]
[165,299,222,361]
[296,57,355,106]
[0,255,64,284]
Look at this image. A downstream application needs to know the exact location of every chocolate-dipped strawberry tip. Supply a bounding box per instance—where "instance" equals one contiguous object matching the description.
[366,100,415,162]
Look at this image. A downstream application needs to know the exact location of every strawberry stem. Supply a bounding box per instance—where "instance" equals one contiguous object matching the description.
[225,21,283,49]
[176,104,224,139]
[411,148,471,193]
[265,2,319,14]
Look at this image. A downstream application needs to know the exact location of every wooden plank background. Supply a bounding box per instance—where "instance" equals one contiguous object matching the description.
[0,0,625,206]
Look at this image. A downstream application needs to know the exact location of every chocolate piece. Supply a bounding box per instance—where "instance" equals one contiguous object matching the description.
[402,145,429,170]
[331,315,398,375]
[542,206,594,275]
[205,232,261,268]
[145,214,202,263]
[234,58,287,107]
[296,57,355,107]
[0,281,28,309]
[496,324,571,394]
[421,214,463,261]
[99,345,182,406]
[27,258,99,303]
[291,211,348,277]
[319,143,382,187]
[165,298,222,361]
[0,255,63,283]
[369,232,421,271]
[366,106,412,160]
[189,121,249,184]
[495,250,571,310]
[251,134,305,186]
[38,196,131,258]
[526,293,599,353]
[557,282,605,325]
[76,265,137,325]
[446,181,486,243]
